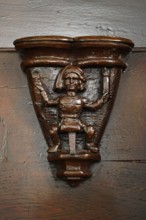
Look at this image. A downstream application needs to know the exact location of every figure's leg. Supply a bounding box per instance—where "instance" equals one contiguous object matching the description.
[85,126,98,153]
[48,124,60,152]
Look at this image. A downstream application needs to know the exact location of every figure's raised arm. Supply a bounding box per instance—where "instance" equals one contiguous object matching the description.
[83,92,109,110]
[34,74,59,106]
[83,68,110,110]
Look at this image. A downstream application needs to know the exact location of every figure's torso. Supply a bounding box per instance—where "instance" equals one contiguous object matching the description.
[58,95,85,118]
[58,95,86,131]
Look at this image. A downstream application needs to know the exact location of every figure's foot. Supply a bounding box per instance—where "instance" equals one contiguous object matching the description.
[86,143,99,153]
[48,144,60,153]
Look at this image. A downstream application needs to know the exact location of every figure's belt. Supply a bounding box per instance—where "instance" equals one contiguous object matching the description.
[59,114,79,118]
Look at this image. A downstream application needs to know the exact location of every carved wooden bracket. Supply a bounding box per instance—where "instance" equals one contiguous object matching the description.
[14,36,134,186]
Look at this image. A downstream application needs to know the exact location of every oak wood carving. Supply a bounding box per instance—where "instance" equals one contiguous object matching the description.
[14,36,134,186]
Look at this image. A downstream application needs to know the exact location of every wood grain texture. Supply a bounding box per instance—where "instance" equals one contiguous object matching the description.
[0,51,146,219]
[101,52,146,160]
[0,0,146,47]
[0,161,146,220]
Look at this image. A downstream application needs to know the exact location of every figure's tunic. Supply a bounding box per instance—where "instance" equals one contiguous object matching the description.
[58,95,86,132]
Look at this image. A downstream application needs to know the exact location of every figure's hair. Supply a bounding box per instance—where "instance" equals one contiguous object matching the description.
[54,65,86,91]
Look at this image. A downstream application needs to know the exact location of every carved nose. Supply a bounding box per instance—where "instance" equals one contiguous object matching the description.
[70,78,74,83]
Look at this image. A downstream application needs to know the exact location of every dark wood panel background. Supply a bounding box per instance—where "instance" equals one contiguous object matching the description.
[0,50,146,220]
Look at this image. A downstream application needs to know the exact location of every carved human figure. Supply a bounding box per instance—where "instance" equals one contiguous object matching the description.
[35,65,108,153]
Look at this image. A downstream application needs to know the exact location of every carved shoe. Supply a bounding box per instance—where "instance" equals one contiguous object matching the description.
[48,144,60,153]
[86,143,99,153]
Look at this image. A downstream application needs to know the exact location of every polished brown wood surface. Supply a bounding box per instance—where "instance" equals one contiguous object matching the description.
[0,49,146,219]
[14,36,134,186]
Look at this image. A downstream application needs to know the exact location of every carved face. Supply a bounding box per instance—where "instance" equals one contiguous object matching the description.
[64,72,81,92]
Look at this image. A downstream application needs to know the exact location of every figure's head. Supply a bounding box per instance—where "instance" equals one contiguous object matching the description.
[54,65,86,92]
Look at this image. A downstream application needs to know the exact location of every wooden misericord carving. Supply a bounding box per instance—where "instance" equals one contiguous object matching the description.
[14,36,134,186]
